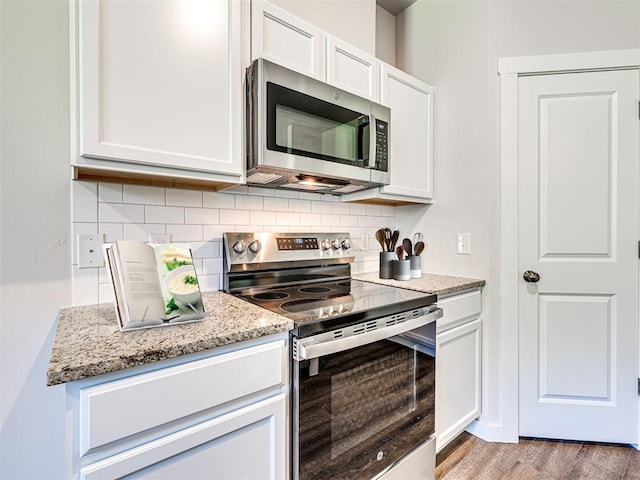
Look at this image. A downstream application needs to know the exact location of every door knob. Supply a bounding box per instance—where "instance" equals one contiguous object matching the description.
[523,270,540,283]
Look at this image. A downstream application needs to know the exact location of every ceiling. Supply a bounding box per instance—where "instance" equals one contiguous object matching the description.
[376,0,418,15]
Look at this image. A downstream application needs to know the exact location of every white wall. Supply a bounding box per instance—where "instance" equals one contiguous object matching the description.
[376,5,396,65]
[270,0,377,55]
[396,0,640,440]
[1,1,71,478]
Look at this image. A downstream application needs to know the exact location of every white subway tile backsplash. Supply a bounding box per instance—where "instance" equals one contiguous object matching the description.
[340,215,359,227]
[366,204,382,216]
[99,283,115,304]
[166,188,203,207]
[99,203,145,223]
[235,195,264,211]
[185,207,219,225]
[263,196,288,212]
[349,203,367,215]
[203,225,234,239]
[198,274,222,292]
[203,257,223,275]
[166,224,204,241]
[203,191,235,209]
[331,202,351,215]
[99,223,124,243]
[123,184,165,205]
[72,181,98,222]
[190,241,220,259]
[358,215,374,227]
[123,223,167,241]
[72,181,394,305]
[98,183,123,203]
[251,210,278,225]
[146,205,184,224]
[311,202,332,214]
[220,209,250,225]
[277,212,300,226]
[289,199,311,213]
[299,213,322,226]
[321,214,341,226]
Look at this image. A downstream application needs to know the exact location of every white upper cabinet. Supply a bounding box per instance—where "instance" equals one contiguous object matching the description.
[250,1,379,101]
[344,63,435,204]
[326,36,379,101]
[74,0,243,182]
[250,0,325,80]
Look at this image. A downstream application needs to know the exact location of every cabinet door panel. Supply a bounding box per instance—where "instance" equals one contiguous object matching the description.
[380,64,434,200]
[251,0,324,80]
[80,340,285,454]
[436,318,481,451]
[326,36,379,101]
[80,394,287,480]
[78,0,242,175]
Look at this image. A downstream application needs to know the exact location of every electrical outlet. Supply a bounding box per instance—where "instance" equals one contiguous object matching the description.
[148,233,171,244]
[457,233,471,255]
[78,233,105,268]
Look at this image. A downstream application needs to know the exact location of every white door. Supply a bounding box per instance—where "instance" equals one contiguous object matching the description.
[518,69,639,442]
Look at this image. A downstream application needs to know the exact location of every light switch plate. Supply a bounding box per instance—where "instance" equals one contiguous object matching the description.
[457,233,471,255]
[78,233,105,268]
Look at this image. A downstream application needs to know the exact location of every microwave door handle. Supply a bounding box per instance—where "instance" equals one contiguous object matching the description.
[366,114,377,169]
[357,116,370,165]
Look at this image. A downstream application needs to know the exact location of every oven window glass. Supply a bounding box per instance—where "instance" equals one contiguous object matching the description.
[295,338,434,480]
[267,82,370,167]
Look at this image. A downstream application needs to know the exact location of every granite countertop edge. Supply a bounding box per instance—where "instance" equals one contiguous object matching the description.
[353,272,486,296]
[46,291,293,387]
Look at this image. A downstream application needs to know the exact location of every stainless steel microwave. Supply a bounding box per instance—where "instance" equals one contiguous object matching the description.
[246,58,390,194]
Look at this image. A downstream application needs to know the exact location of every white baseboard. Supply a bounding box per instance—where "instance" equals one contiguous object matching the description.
[465,419,519,444]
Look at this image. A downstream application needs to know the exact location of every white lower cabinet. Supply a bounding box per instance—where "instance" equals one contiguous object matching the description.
[435,317,481,452]
[67,335,289,480]
[404,290,482,452]
[80,394,286,480]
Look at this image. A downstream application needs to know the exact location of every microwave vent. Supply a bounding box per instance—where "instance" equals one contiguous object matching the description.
[246,172,284,184]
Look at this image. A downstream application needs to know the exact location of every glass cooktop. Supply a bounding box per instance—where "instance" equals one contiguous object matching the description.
[237,279,436,337]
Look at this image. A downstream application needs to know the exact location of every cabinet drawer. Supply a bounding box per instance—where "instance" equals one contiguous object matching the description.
[437,290,481,333]
[79,340,285,455]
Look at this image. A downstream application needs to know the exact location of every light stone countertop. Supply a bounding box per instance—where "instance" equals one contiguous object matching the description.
[354,272,485,297]
[46,291,293,386]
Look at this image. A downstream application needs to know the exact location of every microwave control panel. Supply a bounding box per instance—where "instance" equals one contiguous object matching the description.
[375,119,389,171]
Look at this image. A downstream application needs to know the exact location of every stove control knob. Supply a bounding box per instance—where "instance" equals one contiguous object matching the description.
[320,239,331,251]
[341,239,352,250]
[232,240,246,254]
[248,240,261,254]
[331,239,341,250]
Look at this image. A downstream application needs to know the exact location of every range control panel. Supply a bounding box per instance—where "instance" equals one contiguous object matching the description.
[223,232,354,272]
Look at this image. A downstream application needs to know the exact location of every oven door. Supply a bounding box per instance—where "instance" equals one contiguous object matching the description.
[292,335,435,480]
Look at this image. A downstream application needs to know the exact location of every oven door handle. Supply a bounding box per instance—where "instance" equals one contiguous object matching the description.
[293,307,442,361]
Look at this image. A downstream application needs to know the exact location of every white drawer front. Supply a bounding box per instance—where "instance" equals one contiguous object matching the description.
[79,340,285,455]
[437,290,481,333]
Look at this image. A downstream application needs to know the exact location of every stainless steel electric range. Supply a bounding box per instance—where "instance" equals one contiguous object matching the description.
[223,232,441,480]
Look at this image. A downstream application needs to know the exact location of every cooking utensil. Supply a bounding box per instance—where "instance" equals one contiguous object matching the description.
[390,230,400,251]
[413,232,423,244]
[384,228,392,251]
[414,241,425,256]
[375,229,386,251]
[402,238,412,257]
[396,246,404,261]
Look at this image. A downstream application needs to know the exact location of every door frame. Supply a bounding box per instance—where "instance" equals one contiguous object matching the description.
[496,49,640,443]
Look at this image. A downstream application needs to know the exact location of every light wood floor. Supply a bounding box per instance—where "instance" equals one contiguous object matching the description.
[436,432,640,479]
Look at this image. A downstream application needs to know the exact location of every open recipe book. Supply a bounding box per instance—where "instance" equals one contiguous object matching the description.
[106,241,205,331]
